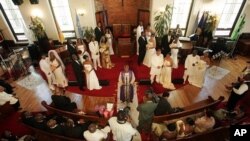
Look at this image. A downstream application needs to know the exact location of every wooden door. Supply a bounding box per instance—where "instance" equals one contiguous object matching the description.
[95,10,108,29]
[137,9,150,27]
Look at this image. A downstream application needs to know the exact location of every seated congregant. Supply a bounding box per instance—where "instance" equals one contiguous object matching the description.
[33,113,47,130]
[51,95,77,112]
[63,118,89,139]
[161,122,177,140]
[46,119,64,135]
[154,91,173,116]
[21,111,35,126]
[194,110,215,133]
[83,123,110,141]
[0,86,20,110]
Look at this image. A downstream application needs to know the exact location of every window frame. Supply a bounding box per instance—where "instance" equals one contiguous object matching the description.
[215,0,246,37]
[48,0,76,39]
[170,0,194,36]
[0,3,27,42]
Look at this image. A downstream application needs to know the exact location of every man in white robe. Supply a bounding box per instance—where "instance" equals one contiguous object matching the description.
[89,37,102,70]
[136,21,144,55]
[0,86,19,110]
[150,48,164,83]
[118,65,135,103]
[183,50,201,85]
[108,110,138,141]
[39,54,55,90]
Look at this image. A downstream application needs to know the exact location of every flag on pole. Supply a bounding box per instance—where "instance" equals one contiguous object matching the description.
[231,14,245,41]
[55,19,64,44]
[76,14,84,39]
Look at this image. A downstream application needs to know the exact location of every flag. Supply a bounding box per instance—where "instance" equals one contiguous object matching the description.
[231,14,245,41]
[198,11,208,29]
[55,19,64,44]
[76,14,83,39]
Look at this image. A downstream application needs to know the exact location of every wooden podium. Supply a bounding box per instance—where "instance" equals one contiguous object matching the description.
[117,37,131,56]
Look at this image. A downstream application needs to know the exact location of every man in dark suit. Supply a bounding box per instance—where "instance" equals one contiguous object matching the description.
[95,22,104,43]
[46,119,64,135]
[22,111,35,126]
[154,91,173,116]
[138,31,147,65]
[0,77,14,94]
[67,39,77,57]
[63,118,90,139]
[51,95,77,112]
[72,54,84,90]
[33,113,47,130]
[161,32,170,57]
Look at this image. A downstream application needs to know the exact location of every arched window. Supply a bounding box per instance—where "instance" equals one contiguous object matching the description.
[49,0,75,38]
[171,0,193,36]
[215,0,246,36]
[0,0,27,41]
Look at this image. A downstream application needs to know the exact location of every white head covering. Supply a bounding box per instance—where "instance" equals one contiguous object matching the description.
[48,50,65,71]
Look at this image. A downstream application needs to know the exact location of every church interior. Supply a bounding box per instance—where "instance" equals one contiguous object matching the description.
[0,0,250,141]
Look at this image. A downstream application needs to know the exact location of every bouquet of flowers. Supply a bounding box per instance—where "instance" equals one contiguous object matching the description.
[204,14,219,33]
[29,17,46,39]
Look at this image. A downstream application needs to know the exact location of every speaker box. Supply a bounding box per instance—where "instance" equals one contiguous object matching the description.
[99,80,109,86]
[139,79,151,85]
[12,0,23,5]
[30,0,39,4]
[172,78,184,84]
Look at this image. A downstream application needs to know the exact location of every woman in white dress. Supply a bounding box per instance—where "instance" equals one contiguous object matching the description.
[83,55,102,91]
[169,37,182,69]
[48,50,68,95]
[105,28,114,55]
[76,39,90,63]
[145,24,152,41]
[160,53,175,90]
[143,33,156,67]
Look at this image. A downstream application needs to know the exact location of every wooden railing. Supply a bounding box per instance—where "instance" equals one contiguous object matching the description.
[153,96,225,123]
[41,101,107,126]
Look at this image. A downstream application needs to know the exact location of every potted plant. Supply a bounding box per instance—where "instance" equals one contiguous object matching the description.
[83,27,94,43]
[154,4,173,38]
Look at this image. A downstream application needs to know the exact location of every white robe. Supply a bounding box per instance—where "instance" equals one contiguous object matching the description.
[0,91,18,106]
[160,60,175,90]
[150,54,164,75]
[39,58,55,90]
[89,41,100,59]
[108,117,137,141]
[83,126,110,141]
[170,41,182,69]
[143,41,156,67]
[184,54,200,85]
[84,64,101,90]
[136,25,144,55]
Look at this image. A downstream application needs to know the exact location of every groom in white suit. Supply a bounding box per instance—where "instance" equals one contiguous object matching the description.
[39,54,55,90]
[89,36,102,70]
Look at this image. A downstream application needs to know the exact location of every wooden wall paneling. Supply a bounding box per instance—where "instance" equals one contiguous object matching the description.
[137,9,150,27]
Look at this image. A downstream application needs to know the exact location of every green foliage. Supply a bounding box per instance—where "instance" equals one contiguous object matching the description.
[154,5,173,38]
[83,27,94,42]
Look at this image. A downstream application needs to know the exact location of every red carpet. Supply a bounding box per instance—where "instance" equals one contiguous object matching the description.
[66,55,186,103]
[0,112,32,137]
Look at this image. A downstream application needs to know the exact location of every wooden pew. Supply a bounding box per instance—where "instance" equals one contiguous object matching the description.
[176,126,230,141]
[153,96,225,123]
[23,123,111,141]
[0,101,15,119]
[41,101,107,125]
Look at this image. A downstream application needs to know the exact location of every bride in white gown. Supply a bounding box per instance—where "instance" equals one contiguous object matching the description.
[83,55,102,90]
[169,37,182,69]
[160,53,175,90]
[143,33,156,67]
[105,28,114,55]
[48,50,68,94]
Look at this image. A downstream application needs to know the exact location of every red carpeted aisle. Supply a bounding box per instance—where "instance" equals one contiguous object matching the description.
[66,55,185,103]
